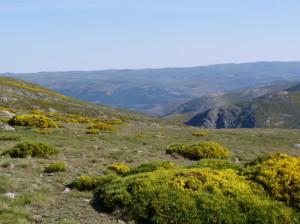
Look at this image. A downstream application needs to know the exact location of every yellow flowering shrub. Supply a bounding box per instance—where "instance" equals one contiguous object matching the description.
[247,153,300,209]
[192,132,208,136]
[165,142,230,160]
[44,162,67,173]
[88,122,117,131]
[92,165,299,224]
[135,133,145,138]
[8,115,59,128]
[0,107,15,113]
[86,129,99,134]
[107,164,130,175]
[70,175,117,191]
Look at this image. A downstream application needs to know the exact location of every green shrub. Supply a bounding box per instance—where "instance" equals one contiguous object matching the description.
[247,153,300,209]
[86,129,99,134]
[107,164,130,175]
[165,144,187,155]
[0,135,25,141]
[88,122,117,131]
[93,167,299,224]
[5,142,59,158]
[44,162,67,173]
[8,115,59,128]
[166,142,230,160]
[70,175,117,191]
[192,132,208,136]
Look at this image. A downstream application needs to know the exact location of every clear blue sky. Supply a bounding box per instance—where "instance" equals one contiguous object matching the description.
[1,0,300,72]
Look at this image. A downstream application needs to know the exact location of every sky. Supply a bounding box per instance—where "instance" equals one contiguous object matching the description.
[1,0,300,73]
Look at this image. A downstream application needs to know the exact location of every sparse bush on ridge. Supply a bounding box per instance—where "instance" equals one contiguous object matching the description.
[8,115,59,128]
[4,142,59,158]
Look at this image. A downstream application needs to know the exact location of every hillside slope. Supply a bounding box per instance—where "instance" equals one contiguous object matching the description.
[3,61,300,116]
[0,76,158,122]
[186,83,300,129]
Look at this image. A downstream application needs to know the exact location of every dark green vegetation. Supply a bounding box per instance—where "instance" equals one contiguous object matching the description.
[186,83,300,129]
[0,78,299,223]
[3,62,300,116]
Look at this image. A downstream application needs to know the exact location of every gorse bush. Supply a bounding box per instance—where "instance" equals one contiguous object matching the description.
[5,142,59,158]
[247,153,300,209]
[107,164,130,175]
[86,129,99,134]
[30,110,43,114]
[0,106,15,113]
[165,142,230,160]
[192,132,208,136]
[0,135,25,141]
[93,165,299,224]
[70,175,117,191]
[88,122,117,131]
[8,115,59,128]
[44,162,67,173]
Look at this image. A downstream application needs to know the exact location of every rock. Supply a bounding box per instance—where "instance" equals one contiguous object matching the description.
[47,179,53,182]
[154,135,164,138]
[0,110,15,118]
[292,144,300,147]
[48,108,57,113]
[48,173,55,176]
[62,187,70,193]
[3,193,16,198]
[118,220,126,224]
[1,124,15,131]
[83,199,91,202]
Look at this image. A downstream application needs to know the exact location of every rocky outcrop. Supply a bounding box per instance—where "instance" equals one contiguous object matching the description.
[186,103,258,128]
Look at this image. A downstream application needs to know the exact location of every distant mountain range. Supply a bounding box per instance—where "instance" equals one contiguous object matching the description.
[2,61,300,116]
[186,83,300,129]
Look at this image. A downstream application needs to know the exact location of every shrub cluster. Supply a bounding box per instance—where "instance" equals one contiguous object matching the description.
[107,164,130,175]
[246,153,300,209]
[5,142,59,158]
[165,142,230,160]
[44,162,67,173]
[92,166,298,224]
[8,115,59,128]
[70,175,117,191]
[192,132,208,136]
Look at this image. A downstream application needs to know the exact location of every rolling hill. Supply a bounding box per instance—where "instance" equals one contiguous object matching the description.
[186,83,300,129]
[2,61,300,116]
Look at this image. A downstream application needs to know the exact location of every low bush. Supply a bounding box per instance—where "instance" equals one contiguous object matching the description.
[88,122,117,131]
[5,142,59,158]
[93,166,299,224]
[0,106,15,113]
[8,115,59,128]
[30,110,43,114]
[165,144,187,155]
[70,175,117,191]
[246,153,300,209]
[135,133,145,138]
[165,142,230,160]
[44,162,67,173]
[107,164,130,175]
[192,132,208,136]
[86,129,99,134]
[0,135,25,141]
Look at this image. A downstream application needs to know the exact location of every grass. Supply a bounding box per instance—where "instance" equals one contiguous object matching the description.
[0,109,300,223]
